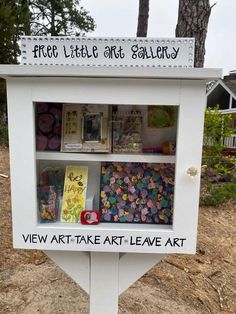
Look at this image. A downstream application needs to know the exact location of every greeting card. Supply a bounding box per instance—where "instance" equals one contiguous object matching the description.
[61,165,88,222]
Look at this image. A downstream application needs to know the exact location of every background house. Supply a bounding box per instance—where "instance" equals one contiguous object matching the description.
[207,72,236,152]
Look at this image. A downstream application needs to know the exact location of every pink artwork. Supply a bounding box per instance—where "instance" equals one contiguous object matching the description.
[36,102,62,151]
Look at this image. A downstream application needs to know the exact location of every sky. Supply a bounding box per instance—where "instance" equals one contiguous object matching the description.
[81,0,236,76]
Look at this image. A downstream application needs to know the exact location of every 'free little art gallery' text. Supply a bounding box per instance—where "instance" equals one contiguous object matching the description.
[31,44,180,61]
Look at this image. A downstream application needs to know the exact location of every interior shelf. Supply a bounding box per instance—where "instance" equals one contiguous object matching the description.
[36,151,176,164]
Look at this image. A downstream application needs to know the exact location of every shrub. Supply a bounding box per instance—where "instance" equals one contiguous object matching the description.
[203,106,234,169]
[200,182,236,206]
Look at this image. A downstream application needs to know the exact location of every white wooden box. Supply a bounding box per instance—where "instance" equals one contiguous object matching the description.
[0,65,221,254]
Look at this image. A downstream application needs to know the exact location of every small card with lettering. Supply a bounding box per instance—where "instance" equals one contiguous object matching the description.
[61,165,88,222]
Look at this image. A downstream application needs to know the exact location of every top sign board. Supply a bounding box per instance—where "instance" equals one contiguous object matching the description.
[21,36,195,68]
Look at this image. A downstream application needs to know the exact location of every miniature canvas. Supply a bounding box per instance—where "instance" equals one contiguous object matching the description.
[35,102,62,151]
[61,104,111,152]
[100,162,174,224]
[61,165,88,222]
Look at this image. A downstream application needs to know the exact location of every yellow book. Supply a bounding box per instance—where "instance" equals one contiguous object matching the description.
[61,165,88,222]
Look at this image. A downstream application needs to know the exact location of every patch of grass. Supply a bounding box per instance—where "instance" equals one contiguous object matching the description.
[200,183,236,206]
[0,124,8,146]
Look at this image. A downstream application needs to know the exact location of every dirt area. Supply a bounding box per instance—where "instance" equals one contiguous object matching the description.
[0,146,235,314]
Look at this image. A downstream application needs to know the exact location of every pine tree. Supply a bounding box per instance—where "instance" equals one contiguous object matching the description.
[175,0,216,67]
[29,0,95,36]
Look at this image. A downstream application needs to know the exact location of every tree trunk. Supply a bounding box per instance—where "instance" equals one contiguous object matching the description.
[176,0,214,67]
[136,0,149,37]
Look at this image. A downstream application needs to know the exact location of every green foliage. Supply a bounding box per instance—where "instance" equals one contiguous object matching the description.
[29,0,95,36]
[200,183,236,206]
[0,1,20,63]
[0,0,95,63]
[214,155,236,175]
[204,106,233,137]
[203,106,235,169]
[0,124,8,146]
[0,1,31,63]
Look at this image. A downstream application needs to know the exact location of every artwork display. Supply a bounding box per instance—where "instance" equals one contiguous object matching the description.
[38,185,59,222]
[35,103,62,151]
[100,162,175,224]
[37,166,65,223]
[112,110,143,153]
[148,105,177,128]
[36,103,178,225]
[35,103,178,155]
[61,104,111,152]
[61,165,88,222]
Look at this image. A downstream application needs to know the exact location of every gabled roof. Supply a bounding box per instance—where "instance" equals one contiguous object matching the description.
[207,76,236,99]
[207,73,236,114]
[224,80,236,96]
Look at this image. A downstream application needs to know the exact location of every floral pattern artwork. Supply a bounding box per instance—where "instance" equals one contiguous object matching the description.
[100,162,175,224]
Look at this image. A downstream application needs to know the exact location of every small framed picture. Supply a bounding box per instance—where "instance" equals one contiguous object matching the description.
[61,104,111,152]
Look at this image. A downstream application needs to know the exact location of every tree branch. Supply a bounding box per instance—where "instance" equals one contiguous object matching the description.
[210,2,217,10]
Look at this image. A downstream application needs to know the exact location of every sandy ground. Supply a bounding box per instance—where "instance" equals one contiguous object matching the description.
[0,146,235,314]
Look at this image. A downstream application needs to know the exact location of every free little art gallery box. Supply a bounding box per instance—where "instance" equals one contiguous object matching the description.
[0,36,221,254]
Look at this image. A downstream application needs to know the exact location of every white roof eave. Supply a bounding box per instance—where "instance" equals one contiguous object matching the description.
[0,64,222,81]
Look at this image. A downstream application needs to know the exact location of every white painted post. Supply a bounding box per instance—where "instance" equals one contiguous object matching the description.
[90,252,119,314]
[45,251,166,314]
